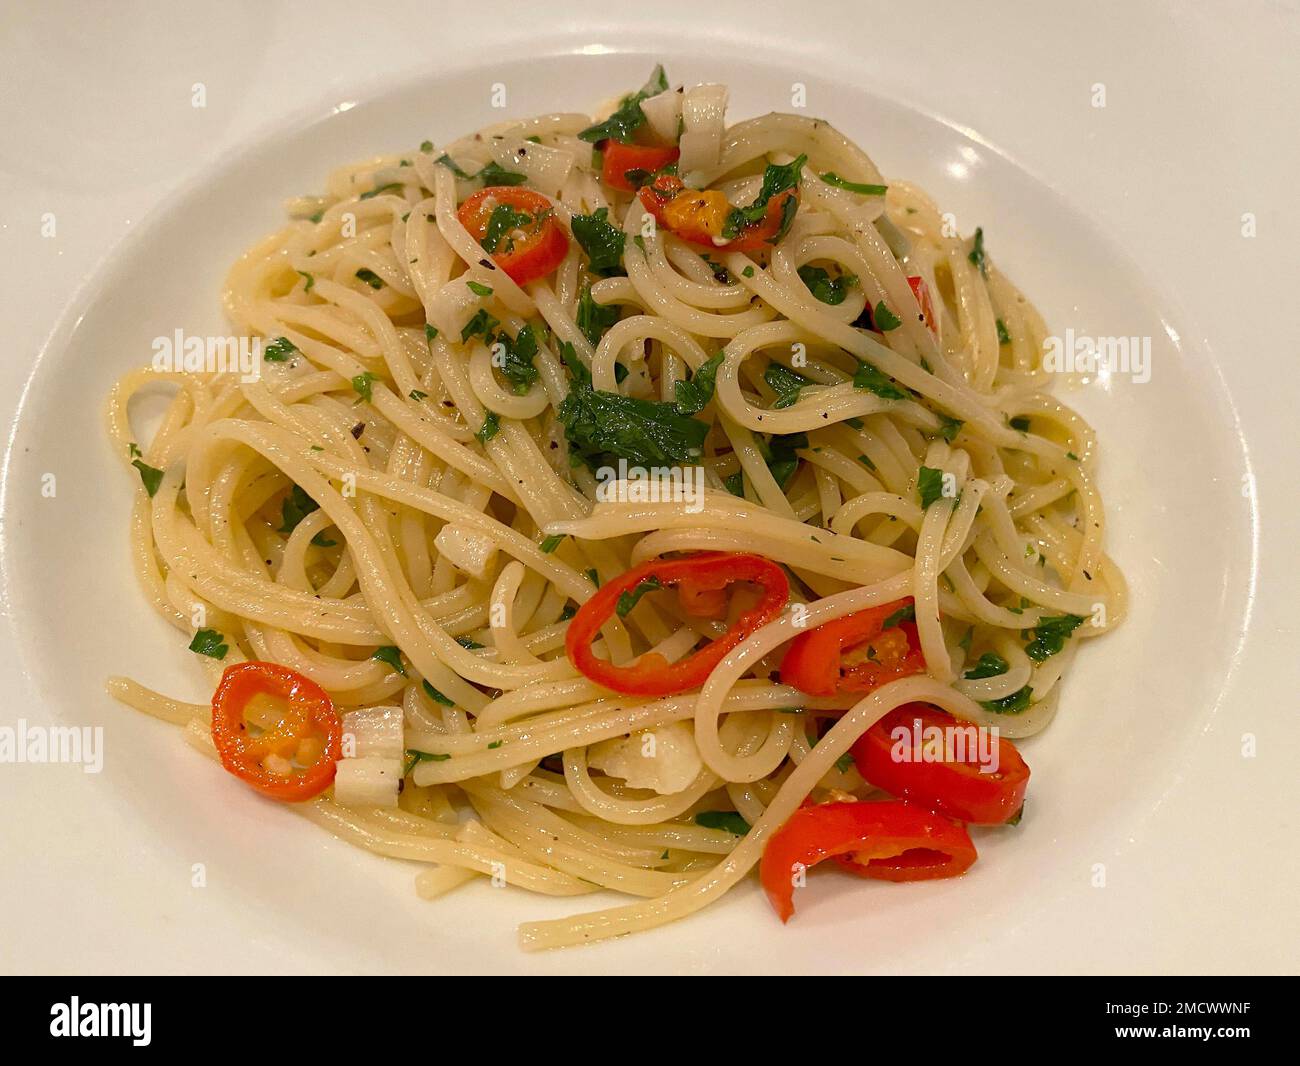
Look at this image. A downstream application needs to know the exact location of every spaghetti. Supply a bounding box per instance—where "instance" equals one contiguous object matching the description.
[106,66,1126,951]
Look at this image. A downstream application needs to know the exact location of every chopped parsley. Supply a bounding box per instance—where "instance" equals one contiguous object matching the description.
[131,459,164,497]
[616,576,662,618]
[937,414,964,442]
[492,324,540,395]
[964,652,1009,679]
[570,207,626,275]
[917,465,947,509]
[559,386,708,469]
[576,283,620,347]
[1024,614,1086,662]
[466,280,494,297]
[481,203,534,254]
[882,603,916,630]
[819,171,888,196]
[351,372,376,403]
[980,686,1032,714]
[852,361,907,400]
[421,680,454,707]
[371,646,406,676]
[297,271,315,292]
[188,628,228,660]
[404,749,450,775]
[797,264,856,305]
[355,268,384,289]
[968,227,988,277]
[539,534,565,553]
[1009,415,1031,432]
[425,324,438,345]
[264,336,298,362]
[461,307,499,343]
[873,301,902,331]
[577,64,669,144]
[694,811,750,835]
[761,432,807,489]
[722,154,806,243]
[764,362,812,409]
[996,318,1011,345]
[673,352,723,415]
[359,182,403,200]
[475,411,501,444]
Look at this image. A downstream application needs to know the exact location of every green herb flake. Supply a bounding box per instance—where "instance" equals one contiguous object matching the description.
[819,171,888,196]
[467,280,494,297]
[917,465,946,509]
[264,336,299,362]
[616,576,663,618]
[694,810,750,835]
[797,264,856,305]
[351,372,376,403]
[764,362,812,409]
[539,534,565,553]
[571,207,626,275]
[873,301,902,331]
[852,362,907,400]
[355,268,385,289]
[968,227,988,277]
[673,352,723,415]
[421,680,454,707]
[475,411,501,444]
[371,646,406,676]
[964,652,1009,679]
[188,628,228,660]
[131,459,164,497]
[980,686,1032,714]
[1024,614,1086,662]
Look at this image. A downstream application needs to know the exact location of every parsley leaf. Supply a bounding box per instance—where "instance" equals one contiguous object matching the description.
[917,466,946,509]
[476,411,501,444]
[723,154,806,242]
[570,207,626,275]
[467,280,493,296]
[576,283,620,347]
[996,318,1011,345]
[761,432,807,489]
[852,362,907,399]
[351,372,376,403]
[355,268,384,289]
[421,680,454,707]
[694,811,750,835]
[371,646,406,676]
[264,336,298,362]
[819,171,888,195]
[673,352,723,415]
[277,484,319,534]
[937,414,964,442]
[131,459,164,497]
[797,264,856,305]
[539,534,565,553]
[882,603,916,630]
[873,302,902,331]
[964,652,1009,679]
[461,307,500,343]
[980,686,1032,714]
[616,576,662,617]
[482,203,534,254]
[577,65,669,144]
[968,227,988,277]
[492,324,540,395]
[1024,614,1085,662]
[559,387,708,469]
[764,362,812,409]
[188,628,228,660]
[360,182,403,200]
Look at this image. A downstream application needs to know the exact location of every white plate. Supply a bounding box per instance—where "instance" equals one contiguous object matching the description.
[1,7,1294,975]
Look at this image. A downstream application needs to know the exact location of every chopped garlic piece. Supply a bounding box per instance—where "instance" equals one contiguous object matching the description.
[588,721,703,795]
[435,523,498,579]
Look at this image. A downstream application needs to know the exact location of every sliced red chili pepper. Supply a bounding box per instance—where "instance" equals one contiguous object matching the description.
[601,141,680,192]
[908,275,938,336]
[456,186,569,285]
[637,174,800,252]
[851,704,1029,825]
[210,661,343,802]
[779,598,926,697]
[760,800,977,922]
[566,552,789,697]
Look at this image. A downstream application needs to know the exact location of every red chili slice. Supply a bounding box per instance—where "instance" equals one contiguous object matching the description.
[565,552,789,697]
